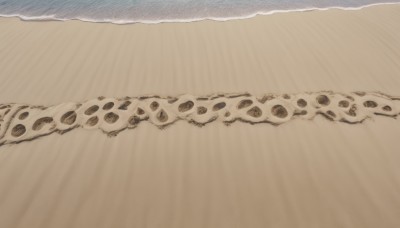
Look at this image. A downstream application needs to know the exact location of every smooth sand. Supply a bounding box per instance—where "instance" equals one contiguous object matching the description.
[1,4,400,228]
[1,5,400,104]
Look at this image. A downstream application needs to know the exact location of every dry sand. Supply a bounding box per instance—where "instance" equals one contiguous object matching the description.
[1,4,400,228]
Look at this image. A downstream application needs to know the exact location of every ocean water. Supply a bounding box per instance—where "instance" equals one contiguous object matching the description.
[0,0,399,23]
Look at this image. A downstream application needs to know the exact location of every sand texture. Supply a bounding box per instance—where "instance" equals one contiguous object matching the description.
[1,117,400,228]
[1,4,400,228]
[1,5,400,104]
[1,91,400,146]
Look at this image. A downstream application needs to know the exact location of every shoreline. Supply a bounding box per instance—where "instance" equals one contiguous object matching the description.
[1,4,400,105]
[0,2,400,25]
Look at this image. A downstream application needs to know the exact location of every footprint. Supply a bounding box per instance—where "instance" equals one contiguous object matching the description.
[382,106,392,112]
[150,101,159,111]
[197,106,207,115]
[103,102,114,110]
[2,92,399,147]
[60,111,77,125]
[297,99,307,108]
[137,108,145,115]
[18,112,29,120]
[85,105,99,115]
[156,109,168,123]
[363,100,378,108]
[32,117,53,131]
[86,116,99,126]
[338,100,349,108]
[247,106,262,118]
[347,104,357,117]
[237,99,253,109]
[178,101,194,112]
[212,102,226,111]
[316,95,330,106]
[11,124,26,137]
[104,112,119,124]
[271,105,288,118]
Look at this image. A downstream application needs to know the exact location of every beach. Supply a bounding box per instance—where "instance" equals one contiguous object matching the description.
[1,4,400,228]
[1,4,400,104]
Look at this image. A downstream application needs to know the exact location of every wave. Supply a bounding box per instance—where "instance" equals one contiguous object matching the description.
[0,2,399,24]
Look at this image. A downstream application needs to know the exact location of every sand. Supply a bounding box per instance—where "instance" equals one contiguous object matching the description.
[1,4,400,228]
[1,5,400,104]
[1,92,400,145]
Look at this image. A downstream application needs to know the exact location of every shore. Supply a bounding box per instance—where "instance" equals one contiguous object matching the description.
[1,4,400,228]
[1,5,400,104]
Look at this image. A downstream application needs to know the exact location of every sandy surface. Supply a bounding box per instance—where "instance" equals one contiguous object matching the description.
[1,92,400,146]
[1,119,400,228]
[1,5,400,104]
[1,4,400,228]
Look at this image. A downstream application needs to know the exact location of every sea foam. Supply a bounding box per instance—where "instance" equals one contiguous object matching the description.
[0,0,399,24]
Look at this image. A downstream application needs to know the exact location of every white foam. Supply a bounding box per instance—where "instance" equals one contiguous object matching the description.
[0,2,399,24]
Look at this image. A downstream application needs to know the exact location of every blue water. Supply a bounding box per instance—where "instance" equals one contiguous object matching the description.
[0,0,399,23]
